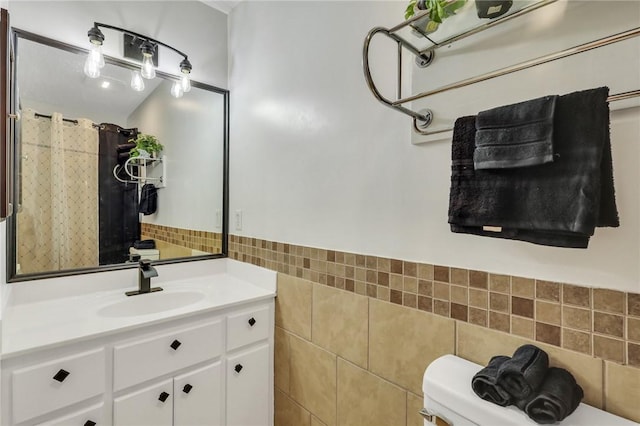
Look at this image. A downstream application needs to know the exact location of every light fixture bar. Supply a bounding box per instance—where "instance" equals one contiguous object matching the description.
[92,22,190,63]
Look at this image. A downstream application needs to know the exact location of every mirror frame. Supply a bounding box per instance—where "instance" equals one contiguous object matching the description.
[6,28,229,283]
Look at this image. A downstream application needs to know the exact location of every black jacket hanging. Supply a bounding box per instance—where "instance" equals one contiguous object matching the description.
[138,183,157,215]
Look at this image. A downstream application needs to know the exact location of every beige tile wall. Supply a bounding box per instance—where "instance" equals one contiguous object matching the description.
[230,235,640,425]
[141,223,222,254]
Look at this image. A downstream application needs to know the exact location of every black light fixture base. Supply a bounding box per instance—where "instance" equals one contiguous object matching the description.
[124,34,159,66]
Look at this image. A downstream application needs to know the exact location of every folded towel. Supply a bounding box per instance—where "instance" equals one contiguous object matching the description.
[138,183,157,215]
[448,87,619,248]
[497,345,549,401]
[471,355,513,407]
[116,143,136,153]
[474,95,557,169]
[134,239,156,249]
[525,367,584,424]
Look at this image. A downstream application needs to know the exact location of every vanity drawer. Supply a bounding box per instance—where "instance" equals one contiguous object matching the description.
[226,305,270,351]
[113,320,222,391]
[35,402,105,426]
[12,348,106,424]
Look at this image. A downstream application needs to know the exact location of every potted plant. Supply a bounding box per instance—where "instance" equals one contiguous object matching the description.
[405,0,468,35]
[129,134,164,159]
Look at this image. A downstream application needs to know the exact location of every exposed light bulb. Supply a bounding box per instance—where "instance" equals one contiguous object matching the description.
[180,73,191,93]
[90,43,105,68]
[130,70,145,92]
[171,80,184,98]
[141,54,156,79]
[83,54,101,78]
[83,42,104,78]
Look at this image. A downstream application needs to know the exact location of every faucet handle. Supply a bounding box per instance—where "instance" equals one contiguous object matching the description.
[139,259,153,270]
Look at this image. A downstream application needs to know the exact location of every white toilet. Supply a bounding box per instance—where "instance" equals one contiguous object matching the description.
[422,355,638,426]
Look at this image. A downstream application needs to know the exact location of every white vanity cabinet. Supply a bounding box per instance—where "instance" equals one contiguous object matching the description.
[1,299,274,426]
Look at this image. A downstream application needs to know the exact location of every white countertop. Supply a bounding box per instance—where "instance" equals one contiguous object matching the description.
[1,259,277,358]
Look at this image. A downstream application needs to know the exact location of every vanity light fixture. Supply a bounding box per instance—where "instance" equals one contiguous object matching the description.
[83,22,192,97]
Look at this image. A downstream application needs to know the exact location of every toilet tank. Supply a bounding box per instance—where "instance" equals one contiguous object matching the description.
[422,355,638,426]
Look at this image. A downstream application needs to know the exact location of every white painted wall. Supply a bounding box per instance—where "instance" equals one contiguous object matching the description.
[127,80,225,232]
[228,1,640,292]
[9,1,228,88]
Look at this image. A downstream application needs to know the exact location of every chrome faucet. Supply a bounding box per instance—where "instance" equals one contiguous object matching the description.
[126,259,163,296]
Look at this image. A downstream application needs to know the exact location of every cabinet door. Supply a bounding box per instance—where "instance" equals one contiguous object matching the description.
[226,344,270,426]
[113,379,172,426]
[174,362,222,426]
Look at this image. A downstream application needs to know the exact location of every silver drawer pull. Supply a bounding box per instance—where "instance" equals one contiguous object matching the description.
[419,408,451,426]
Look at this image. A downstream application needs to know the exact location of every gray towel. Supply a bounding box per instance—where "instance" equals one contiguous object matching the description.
[471,355,513,407]
[497,345,549,401]
[474,95,557,169]
[525,367,584,424]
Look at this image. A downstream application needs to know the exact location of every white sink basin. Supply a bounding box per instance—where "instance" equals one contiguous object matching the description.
[97,290,206,317]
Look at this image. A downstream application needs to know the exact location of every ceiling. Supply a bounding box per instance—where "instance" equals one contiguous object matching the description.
[18,37,164,125]
[200,0,243,14]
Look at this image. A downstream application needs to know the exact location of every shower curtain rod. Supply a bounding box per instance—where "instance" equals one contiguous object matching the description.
[34,112,100,129]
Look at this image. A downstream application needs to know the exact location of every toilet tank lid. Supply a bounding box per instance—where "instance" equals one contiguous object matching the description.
[423,355,638,426]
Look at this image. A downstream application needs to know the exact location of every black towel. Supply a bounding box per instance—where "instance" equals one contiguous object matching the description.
[134,239,156,249]
[525,367,584,424]
[474,95,557,169]
[471,355,513,407]
[138,184,157,215]
[117,152,131,165]
[448,87,619,248]
[117,143,136,153]
[497,345,549,401]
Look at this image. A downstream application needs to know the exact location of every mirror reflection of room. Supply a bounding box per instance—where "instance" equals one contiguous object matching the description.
[15,35,225,275]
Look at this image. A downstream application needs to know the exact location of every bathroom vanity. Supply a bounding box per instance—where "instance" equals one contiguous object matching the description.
[0,259,276,426]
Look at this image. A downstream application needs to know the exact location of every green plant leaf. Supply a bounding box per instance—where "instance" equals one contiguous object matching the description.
[405,0,417,19]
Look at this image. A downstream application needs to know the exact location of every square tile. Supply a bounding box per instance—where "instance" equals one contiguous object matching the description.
[451,303,468,321]
[511,296,534,318]
[469,289,488,309]
[605,362,640,422]
[417,296,433,313]
[469,270,488,289]
[536,301,561,325]
[276,389,311,426]
[628,317,640,343]
[312,284,369,368]
[276,274,313,339]
[489,292,509,313]
[511,316,534,339]
[593,289,625,314]
[275,327,291,392]
[337,359,406,426]
[594,335,625,363]
[434,266,450,283]
[511,277,535,298]
[489,274,510,293]
[451,285,468,305]
[562,328,591,355]
[434,282,450,301]
[450,268,468,286]
[563,284,591,308]
[468,307,488,327]
[369,299,455,395]
[562,306,592,332]
[290,335,337,425]
[417,264,434,280]
[628,293,640,317]
[489,311,510,333]
[593,311,624,338]
[536,322,561,346]
[536,280,560,302]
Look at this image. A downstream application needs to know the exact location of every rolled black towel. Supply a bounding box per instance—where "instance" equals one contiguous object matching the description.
[471,355,513,407]
[134,239,156,250]
[525,367,584,424]
[117,143,137,153]
[497,344,549,401]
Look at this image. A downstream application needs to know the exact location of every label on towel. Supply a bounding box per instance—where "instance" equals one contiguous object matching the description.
[488,5,503,14]
[483,226,503,233]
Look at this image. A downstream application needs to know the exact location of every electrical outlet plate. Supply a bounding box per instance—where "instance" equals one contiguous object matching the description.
[234,210,242,231]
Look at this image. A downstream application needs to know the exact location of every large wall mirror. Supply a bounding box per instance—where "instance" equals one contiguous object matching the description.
[7,29,228,282]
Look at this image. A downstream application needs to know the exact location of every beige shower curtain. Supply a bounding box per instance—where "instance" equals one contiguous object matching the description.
[17,109,99,274]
